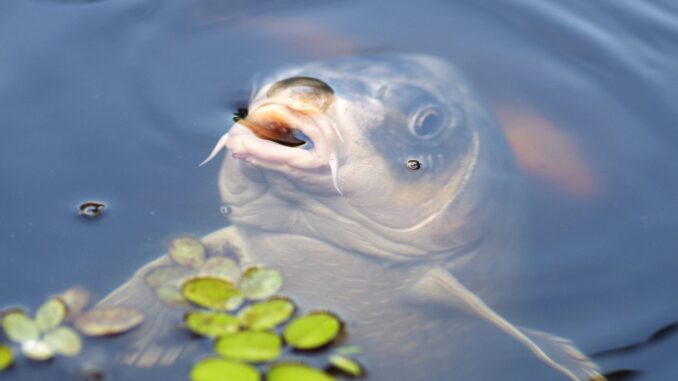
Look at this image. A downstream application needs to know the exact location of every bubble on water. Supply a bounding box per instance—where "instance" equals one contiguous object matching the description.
[79,201,106,218]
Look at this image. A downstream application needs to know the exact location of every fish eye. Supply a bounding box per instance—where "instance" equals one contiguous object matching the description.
[409,105,447,139]
[266,76,335,111]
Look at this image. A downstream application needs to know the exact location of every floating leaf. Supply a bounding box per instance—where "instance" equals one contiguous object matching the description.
[2,310,39,343]
[190,358,260,381]
[283,312,342,350]
[200,257,240,282]
[0,344,13,371]
[239,267,283,300]
[35,298,67,333]
[238,298,295,331]
[181,277,243,311]
[44,327,82,356]
[169,237,206,268]
[328,355,363,377]
[215,331,281,363]
[59,287,90,319]
[21,340,54,361]
[185,311,240,338]
[75,308,144,336]
[267,362,334,381]
[145,265,194,288]
[156,286,192,308]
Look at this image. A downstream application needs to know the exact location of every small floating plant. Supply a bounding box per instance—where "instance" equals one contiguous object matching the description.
[0,235,366,380]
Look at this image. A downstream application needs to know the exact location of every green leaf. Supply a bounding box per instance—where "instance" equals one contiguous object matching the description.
[2,310,39,343]
[35,298,67,333]
[21,340,54,361]
[74,307,144,336]
[283,312,342,350]
[0,344,13,371]
[181,277,243,311]
[215,331,281,363]
[267,362,335,381]
[328,355,364,377]
[239,267,283,301]
[168,236,206,268]
[184,310,240,338]
[44,327,82,356]
[238,298,295,331]
[199,257,240,282]
[190,358,260,381]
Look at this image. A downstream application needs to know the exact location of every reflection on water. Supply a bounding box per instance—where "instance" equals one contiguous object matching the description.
[1,0,677,380]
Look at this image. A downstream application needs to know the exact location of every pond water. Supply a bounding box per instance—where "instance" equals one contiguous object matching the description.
[1,0,677,380]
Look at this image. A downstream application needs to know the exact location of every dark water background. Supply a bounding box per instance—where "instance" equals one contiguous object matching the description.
[1,0,677,380]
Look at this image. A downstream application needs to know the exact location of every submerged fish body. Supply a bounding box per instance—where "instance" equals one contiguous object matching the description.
[99,55,602,380]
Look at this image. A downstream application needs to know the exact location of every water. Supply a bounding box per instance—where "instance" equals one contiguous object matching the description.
[1,0,677,380]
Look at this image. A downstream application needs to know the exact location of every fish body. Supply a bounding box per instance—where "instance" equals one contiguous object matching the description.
[99,55,602,381]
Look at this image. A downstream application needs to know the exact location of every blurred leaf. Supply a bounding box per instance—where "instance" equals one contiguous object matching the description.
[35,298,67,333]
[145,265,194,289]
[21,340,54,361]
[169,236,206,268]
[2,310,39,343]
[184,310,240,338]
[44,327,82,356]
[0,344,13,371]
[58,287,90,319]
[156,286,192,308]
[283,312,341,350]
[190,358,260,381]
[75,307,144,336]
[239,267,283,301]
[238,298,295,331]
[328,354,363,377]
[200,257,240,282]
[267,362,334,381]
[215,331,281,363]
[181,276,243,311]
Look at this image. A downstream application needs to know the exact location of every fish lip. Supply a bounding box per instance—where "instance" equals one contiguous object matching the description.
[225,98,340,171]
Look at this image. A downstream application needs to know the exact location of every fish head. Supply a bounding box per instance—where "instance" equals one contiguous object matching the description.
[210,55,512,260]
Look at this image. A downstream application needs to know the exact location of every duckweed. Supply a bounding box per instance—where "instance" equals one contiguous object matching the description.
[181,276,243,311]
[184,310,240,338]
[239,267,283,300]
[283,312,342,350]
[328,354,364,377]
[238,298,295,331]
[0,344,13,371]
[169,236,206,268]
[215,331,282,363]
[75,307,144,336]
[190,358,260,381]
[266,362,335,381]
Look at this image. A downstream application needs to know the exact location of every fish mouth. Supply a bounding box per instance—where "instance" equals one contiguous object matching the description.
[201,98,343,193]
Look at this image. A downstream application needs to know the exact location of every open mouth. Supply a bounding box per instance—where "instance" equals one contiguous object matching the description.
[200,76,343,193]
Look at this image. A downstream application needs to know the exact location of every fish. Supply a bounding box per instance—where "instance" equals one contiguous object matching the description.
[97,55,603,380]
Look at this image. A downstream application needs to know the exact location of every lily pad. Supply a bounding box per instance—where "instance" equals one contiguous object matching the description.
[215,331,281,363]
[200,257,240,282]
[184,311,240,338]
[169,236,206,268]
[283,312,342,350]
[239,267,283,300]
[181,276,243,311]
[2,310,39,343]
[0,344,13,371]
[75,307,144,336]
[190,358,260,381]
[238,298,295,331]
[35,298,67,333]
[328,355,363,377]
[21,340,54,361]
[267,362,335,381]
[59,287,90,319]
[145,265,194,288]
[44,327,82,356]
